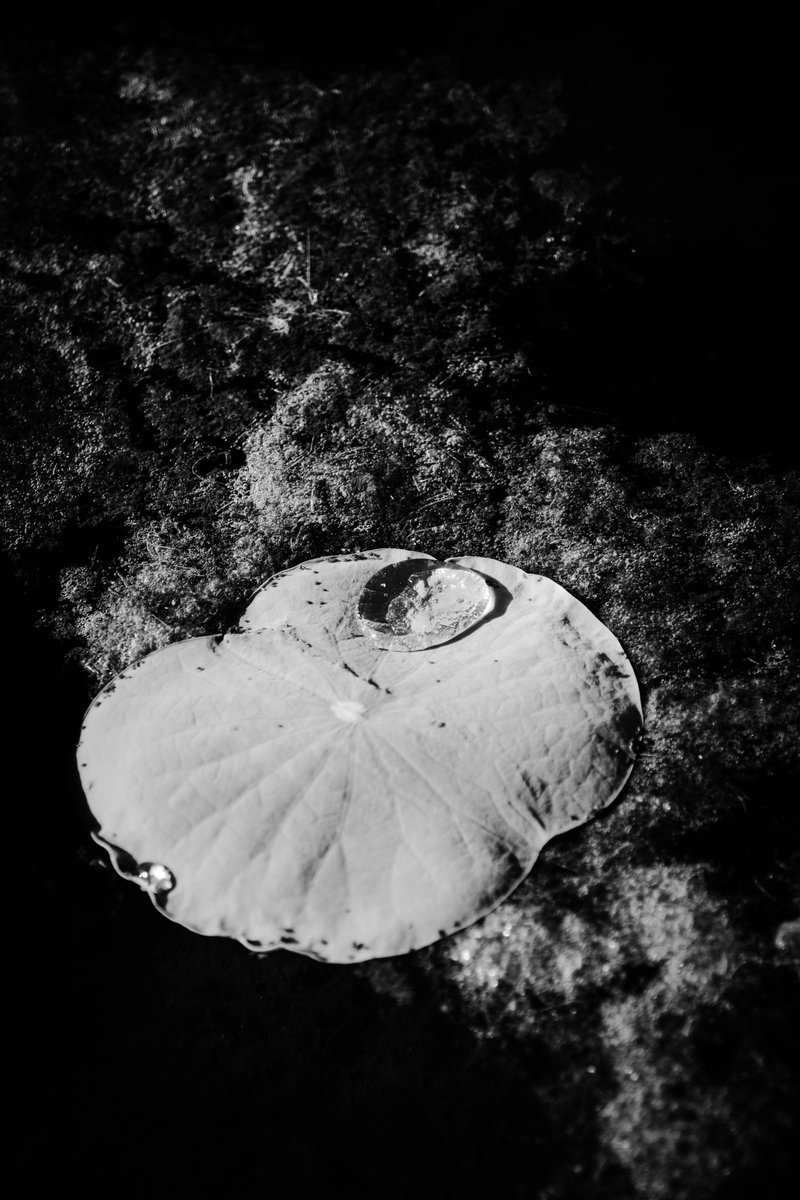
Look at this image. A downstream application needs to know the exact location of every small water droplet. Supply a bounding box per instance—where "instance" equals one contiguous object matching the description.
[137,863,176,894]
[358,560,494,651]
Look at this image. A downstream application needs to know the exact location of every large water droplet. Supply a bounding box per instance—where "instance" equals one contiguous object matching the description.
[358,559,494,651]
[137,862,176,894]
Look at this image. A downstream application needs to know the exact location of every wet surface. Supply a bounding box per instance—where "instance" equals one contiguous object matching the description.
[358,560,494,650]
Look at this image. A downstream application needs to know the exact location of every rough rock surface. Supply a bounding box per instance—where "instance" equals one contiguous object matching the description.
[4,13,797,1198]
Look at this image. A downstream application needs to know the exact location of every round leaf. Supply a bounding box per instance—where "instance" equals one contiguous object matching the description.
[78,549,642,962]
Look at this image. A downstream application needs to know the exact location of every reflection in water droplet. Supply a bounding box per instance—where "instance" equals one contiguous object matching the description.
[358,559,494,651]
[137,863,176,894]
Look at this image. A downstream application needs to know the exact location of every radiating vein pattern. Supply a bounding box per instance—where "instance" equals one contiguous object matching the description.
[79,549,642,962]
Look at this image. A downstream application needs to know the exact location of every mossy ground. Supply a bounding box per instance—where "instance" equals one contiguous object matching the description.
[4,14,797,1198]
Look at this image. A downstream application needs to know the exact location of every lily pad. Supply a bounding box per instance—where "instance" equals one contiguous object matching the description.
[78,549,642,962]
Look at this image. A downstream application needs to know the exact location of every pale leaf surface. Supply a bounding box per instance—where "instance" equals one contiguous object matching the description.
[79,550,642,961]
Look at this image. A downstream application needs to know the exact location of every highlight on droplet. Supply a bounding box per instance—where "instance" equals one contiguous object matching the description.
[357,559,494,651]
[137,862,176,894]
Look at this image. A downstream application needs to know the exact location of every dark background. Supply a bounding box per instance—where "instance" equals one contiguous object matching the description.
[5,7,797,1197]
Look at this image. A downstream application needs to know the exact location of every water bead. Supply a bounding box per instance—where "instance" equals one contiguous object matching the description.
[357,559,495,651]
[137,862,176,894]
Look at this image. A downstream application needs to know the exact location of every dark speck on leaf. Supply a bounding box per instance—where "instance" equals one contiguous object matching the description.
[595,651,627,680]
[280,935,298,944]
